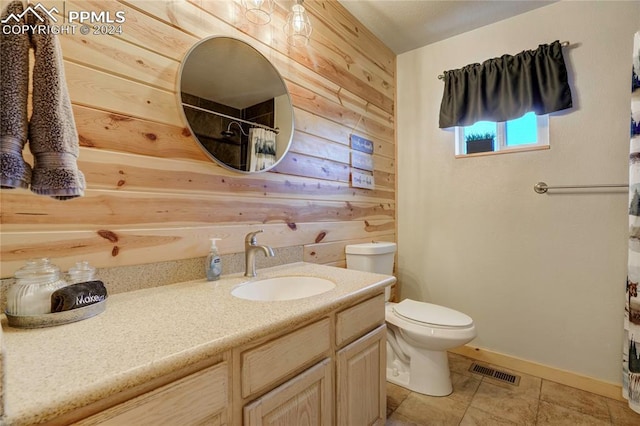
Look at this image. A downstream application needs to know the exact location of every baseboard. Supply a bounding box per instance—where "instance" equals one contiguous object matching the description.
[450,345,625,402]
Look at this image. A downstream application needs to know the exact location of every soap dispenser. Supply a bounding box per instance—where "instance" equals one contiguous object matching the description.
[206,238,222,281]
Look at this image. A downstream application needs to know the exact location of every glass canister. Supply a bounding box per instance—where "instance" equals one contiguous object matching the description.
[67,261,96,284]
[6,258,69,316]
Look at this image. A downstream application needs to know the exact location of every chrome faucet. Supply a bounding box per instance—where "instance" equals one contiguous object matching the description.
[244,230,275,277]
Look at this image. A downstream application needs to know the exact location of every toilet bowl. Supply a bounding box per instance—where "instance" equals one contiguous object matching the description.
[385,299,476,396]
[345,242,477,397]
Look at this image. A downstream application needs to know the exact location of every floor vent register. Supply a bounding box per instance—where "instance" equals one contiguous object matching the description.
[468,363,521,386]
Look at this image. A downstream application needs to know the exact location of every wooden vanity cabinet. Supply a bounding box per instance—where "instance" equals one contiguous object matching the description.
[234,318,333,425]
[236,292,386,426]
[69,291,386,426]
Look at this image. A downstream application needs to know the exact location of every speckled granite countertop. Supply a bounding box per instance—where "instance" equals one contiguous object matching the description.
[1,262,395,425]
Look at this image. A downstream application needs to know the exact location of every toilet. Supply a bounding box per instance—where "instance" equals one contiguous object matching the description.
[345,242,477,397]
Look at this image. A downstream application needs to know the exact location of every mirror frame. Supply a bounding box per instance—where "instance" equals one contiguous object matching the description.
[177,36,294,174]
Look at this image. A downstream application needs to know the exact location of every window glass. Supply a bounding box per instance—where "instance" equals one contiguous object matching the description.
[463,120,497,142]
[454,113,548,157]
[506,112,537,146]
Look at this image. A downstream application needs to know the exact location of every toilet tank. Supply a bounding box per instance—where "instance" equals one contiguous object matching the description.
[345,242,397,275]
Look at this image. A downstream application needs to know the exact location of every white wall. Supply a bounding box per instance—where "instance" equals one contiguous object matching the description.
[397,1,640,384]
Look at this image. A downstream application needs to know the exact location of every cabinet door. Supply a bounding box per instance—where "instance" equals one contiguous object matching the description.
[336,325,386,426]
[243,358,332,426]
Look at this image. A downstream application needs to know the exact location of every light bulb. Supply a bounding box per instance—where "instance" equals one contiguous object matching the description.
[293,6,304,31]
[284,1,312,47]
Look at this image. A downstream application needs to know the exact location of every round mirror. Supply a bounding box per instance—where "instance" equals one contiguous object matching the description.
[178,36,294,173]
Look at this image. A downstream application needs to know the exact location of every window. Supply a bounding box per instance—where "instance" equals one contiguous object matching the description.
[455,112,549,156]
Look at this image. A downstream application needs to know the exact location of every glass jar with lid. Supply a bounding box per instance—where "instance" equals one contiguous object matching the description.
[67,260,96,284]
[6,258,69,316]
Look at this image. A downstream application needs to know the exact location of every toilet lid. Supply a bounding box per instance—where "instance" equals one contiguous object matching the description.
[393,299,473,327]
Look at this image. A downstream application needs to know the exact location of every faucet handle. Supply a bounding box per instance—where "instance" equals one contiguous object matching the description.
[245,229,264,245]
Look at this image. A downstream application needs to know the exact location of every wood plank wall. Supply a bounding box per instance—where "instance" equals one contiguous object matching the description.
[0,0,396,278]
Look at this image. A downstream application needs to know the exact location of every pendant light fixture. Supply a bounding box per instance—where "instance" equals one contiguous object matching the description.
[242,0,275,25]
[284,0,312,47]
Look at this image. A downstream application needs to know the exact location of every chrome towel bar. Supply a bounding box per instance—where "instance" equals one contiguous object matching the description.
[534,181,628,194]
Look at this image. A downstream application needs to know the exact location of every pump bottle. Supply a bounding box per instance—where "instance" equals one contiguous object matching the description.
[206,238,222,281]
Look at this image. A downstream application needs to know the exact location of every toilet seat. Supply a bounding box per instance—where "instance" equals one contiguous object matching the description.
[392,299,473,328]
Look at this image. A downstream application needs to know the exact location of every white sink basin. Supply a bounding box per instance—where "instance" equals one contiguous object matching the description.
[231,276,336,301]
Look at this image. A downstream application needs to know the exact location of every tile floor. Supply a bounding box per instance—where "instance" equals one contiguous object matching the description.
[386,353,640,425]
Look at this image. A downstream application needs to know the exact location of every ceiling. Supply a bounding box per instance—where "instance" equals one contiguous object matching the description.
[337,0,557,54]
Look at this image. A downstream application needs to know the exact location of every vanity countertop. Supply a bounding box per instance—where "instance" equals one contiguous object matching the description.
[1,262,395,425]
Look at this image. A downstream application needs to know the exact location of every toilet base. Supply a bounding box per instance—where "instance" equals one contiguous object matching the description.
[386,343,453,397]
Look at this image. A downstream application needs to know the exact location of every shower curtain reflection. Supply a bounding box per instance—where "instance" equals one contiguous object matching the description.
[247,127,277,172]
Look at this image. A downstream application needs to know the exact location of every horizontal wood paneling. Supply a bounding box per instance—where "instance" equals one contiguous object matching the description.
[59,32,178,91]
[1,220,394,277]
[73,149,395,202]
[304,1,395,78]
[66,61,181,126]
[0,0,396,278]
[73,106,206,161]
[1,190,394,228]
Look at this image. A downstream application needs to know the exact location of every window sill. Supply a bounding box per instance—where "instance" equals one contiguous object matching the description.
[455,144,549,159]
